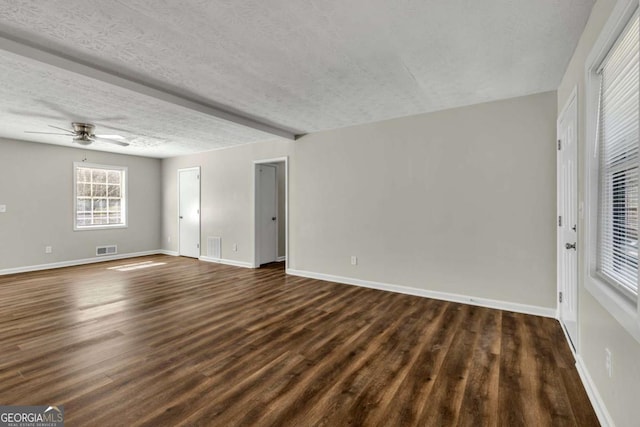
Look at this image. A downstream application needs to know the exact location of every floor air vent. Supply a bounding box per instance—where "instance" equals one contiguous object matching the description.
[207,237,221,259]
[96,245,117,256]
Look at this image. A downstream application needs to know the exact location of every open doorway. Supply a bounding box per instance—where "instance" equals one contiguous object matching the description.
[254,157,288,268]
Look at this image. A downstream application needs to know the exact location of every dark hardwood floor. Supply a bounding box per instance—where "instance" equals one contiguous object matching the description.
[0,255,598,426]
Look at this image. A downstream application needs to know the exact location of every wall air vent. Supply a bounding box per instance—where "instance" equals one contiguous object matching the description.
[96,245,117,256]
[207,237,221,259]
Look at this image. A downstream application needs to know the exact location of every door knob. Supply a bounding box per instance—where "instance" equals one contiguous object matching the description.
[565,242,576,250]
[272,217,277,221]
[179,216,183,219]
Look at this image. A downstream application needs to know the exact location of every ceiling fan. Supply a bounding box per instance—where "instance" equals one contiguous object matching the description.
[25,123,130,147]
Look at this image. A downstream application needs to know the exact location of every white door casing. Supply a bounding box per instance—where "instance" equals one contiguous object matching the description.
[178,167,200,258]
[257,165,277,265]
[557,89,579,351]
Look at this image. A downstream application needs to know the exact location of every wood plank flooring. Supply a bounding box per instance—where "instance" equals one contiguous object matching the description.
[0,255,598,426]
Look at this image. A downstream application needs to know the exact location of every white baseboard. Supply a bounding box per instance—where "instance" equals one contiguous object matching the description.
[286,269,556,318]
[575,355,613,427]
[158,249,179,256]
[199,256,253,269]
[0,250,164,275]
[276,256,286,262]
[557,318,577,356]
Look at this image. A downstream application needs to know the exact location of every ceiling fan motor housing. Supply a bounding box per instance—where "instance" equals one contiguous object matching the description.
[72,122,95,144]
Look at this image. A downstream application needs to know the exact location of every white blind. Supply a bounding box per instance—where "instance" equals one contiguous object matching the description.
[597,9,639,299]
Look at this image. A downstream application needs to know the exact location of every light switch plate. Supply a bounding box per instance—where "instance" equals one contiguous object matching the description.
[0,204,6,213]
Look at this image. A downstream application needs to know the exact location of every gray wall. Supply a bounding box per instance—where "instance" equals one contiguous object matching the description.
[160,92,557,310]
[289,91,558,309]
[161,140,292,263]
[0,138,161,270]
[557,0,640,425]
[5,91,558,316]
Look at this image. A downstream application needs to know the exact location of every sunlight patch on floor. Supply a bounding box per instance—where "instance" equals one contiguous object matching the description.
[107,261,166,272]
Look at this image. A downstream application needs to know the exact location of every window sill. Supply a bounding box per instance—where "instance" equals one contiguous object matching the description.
[585,273,640,343]
[74,224,128,232]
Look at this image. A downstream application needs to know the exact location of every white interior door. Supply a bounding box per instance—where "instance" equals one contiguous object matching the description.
[179,168,200,258]
[557,93,578,350]
[257,165,277,265]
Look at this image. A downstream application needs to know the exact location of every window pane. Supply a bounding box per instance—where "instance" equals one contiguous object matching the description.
[108,171,121,184]
[77,199,91,212]
[76,213,92,226]
[77,183,91,197]
[93,213,108,224]
[108,199,121,212]
[108,185,121,198]
[93,184,107,197]
[93,170,107,183]
[77,168,91,182]
[608,168,638,288]
[108,214,121,224]
[93,198,107,211]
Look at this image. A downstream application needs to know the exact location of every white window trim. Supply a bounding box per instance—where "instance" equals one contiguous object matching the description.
[73,162,129,231]
[584,0,640,342]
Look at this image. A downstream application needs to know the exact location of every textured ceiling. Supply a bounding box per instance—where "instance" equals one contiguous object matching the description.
[0,50,275,157]
[0,0,595,157]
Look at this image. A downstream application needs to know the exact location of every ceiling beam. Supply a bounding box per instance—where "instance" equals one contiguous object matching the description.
[0,32,298,140]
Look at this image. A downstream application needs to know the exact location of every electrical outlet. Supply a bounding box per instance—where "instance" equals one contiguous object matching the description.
[351,256,358,265]
[233,243,238,252]
[45,246,52,254]
[0,204,6,213]
[605,348,612,378]
[167,236,171,243]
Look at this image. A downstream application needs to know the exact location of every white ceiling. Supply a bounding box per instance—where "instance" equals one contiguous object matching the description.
[0,0,595,158]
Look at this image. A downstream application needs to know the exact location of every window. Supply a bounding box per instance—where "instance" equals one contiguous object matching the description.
[585,0,640,342]
[74,162,127,230]
[596,8,639,300]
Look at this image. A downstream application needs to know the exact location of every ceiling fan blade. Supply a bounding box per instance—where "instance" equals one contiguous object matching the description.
[99,124,165,141]
[48,124,75,133]
[93,137,130,147]
[97,124,134,134]
[95,134,125,140]
[25,131,74,135]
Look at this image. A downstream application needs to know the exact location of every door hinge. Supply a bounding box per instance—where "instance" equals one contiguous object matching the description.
[558,215,562,227]
[557,139,562,150]
[197,243,200,249]
[559,292,563,303]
